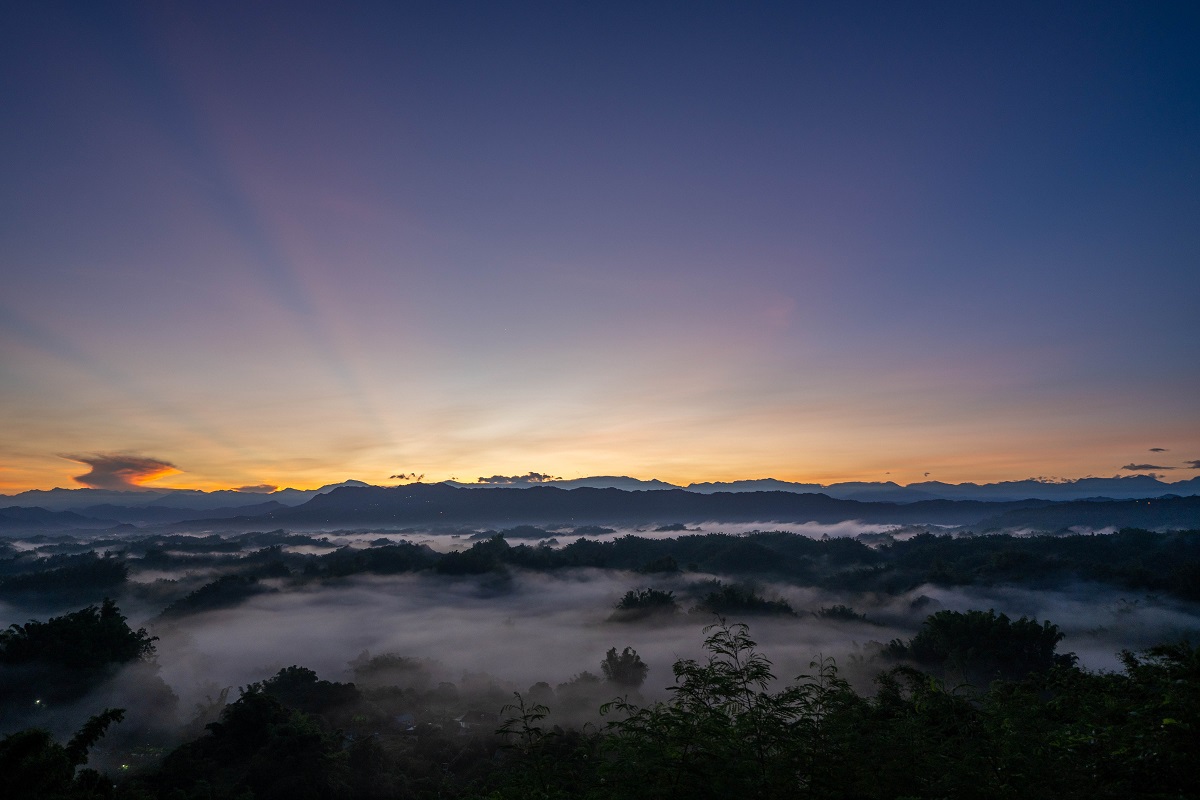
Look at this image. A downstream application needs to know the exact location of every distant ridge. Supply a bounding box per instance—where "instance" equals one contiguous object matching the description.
[1,476,1197,529]
[685,478,824,494]
[685,475,1200,502]
[0,480,369,513]
[175,484,1200,532]
[977,496,1200,531]
[0,506,116,531]
[5,483,1198,533]
[78,500,290,525]
[444,475,678,491]
[244,484,1050,528]
[441,474,1200,502]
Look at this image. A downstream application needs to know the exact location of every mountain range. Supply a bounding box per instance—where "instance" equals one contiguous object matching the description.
[0,480,370,513]
[1,476,1198,535]
[448,474,1199,501]
[228,484,1200,531]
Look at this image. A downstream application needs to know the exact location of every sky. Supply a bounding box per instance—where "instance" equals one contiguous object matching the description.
[2,1,1198,493]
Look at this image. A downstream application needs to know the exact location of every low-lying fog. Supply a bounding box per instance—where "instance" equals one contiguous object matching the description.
[148,569,1199,707]
[3,521,1198,741]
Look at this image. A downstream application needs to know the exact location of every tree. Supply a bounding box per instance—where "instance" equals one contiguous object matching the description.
[887,608,1076,685]
[0,599,157,711]
[610,588,680,621]
[159,574,267,618]
[690,582,796,617]
[0,708,124,800]
[599,621,861,799]
[601,647,648,688]
[248,665,359,717]
[0,599,155,669]
[435,535,511,575]
[141,690,350,800]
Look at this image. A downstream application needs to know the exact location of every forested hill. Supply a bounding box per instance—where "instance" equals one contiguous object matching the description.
[214,484,1200,531]
[6,486,1199,535]
[975,496,1200,530]
[239,484,1044,527]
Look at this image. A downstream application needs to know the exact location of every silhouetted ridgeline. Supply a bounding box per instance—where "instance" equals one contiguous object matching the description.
[977,496,1200,530]
[0,506,118,531]
[79,501,290,525]
[5,481,1200,534]
[203,484,1200,530]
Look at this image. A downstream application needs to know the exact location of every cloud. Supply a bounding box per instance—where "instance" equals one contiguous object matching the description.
[477,472,561,484]
[1121,463,1176,471]
[63,453,180,489]
[1149,447,1167,452]
[235,484,277,494]
[390,473,425,482]
[14,527,1200,734]
[1186,460,1200,469]
[141,558,1200,713]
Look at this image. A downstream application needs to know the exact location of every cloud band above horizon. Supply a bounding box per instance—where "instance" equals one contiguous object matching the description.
[64,453,180,490]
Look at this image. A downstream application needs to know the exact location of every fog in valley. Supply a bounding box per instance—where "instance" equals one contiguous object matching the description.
[3,520,1198,751]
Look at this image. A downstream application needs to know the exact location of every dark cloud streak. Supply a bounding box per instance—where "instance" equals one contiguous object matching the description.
[63,453,179,490]
[477,472,561,484]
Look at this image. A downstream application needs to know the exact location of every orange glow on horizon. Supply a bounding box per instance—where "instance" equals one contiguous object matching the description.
[133,466,183,487]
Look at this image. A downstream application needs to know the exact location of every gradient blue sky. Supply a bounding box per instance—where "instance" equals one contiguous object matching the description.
[2,1,1198,492]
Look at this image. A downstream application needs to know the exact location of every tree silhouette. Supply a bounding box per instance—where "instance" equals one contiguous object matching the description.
[0,599,157,710]
[0,708,124,800]
[610,588,680,621]
[601,647,648,688]
[887,608,1076,685]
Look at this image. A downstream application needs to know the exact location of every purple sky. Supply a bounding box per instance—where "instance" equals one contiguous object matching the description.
[2,1,1198,491]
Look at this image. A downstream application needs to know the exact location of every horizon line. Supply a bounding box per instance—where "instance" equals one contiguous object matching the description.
[5,471,1199,496]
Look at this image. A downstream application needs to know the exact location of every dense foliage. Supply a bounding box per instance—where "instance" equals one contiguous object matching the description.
[0,709,126,800]
[886,608,1077,684]
[0,528,1198,798]
[0,599,157,711]
[4,528,1199,609]
[600,647,648,688]
[690,581,797,616]
[0,552,128,599]
[1,598,1195,800]
[610,588,680,621]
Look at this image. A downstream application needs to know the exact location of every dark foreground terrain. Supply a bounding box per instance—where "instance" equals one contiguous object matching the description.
[1,526,1197,799]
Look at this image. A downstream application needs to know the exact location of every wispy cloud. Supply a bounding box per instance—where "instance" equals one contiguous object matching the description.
[1185,460,1200,470]
[63,453,180,490]
[1121,463,1176,471]
[1149,447,1167,452]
